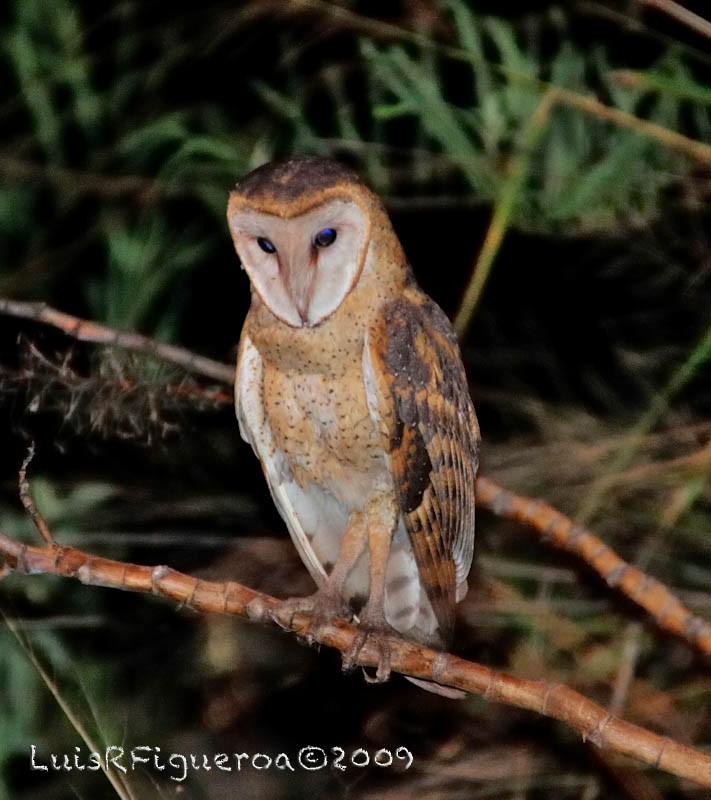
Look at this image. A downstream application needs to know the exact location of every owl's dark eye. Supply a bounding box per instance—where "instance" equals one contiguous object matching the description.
[314,228,337,248]
[257,237,276,254]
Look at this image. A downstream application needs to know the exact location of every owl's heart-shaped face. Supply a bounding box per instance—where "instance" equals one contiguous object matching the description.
[228,199,369,328]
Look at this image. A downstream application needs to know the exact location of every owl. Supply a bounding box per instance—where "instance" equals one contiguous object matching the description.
[228,157,479,695]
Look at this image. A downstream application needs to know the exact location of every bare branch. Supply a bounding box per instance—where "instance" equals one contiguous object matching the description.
[1,531,709,786]
[640,0,711,39]
[477,477,711,656]
[0,299,235,384]
[0,156,170,202]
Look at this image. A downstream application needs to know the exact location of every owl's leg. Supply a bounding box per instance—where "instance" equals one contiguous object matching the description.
[271,510,368,642]
[342,493,399,683]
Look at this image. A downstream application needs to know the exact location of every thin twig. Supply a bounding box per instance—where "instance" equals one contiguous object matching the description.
[0,157,170,201]
[18,443,55,545]
[0,531,709,786]
[553,85,711,164]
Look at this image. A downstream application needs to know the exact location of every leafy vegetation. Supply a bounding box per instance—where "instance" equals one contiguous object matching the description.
[263,3,711,233]
[1,1,710,798]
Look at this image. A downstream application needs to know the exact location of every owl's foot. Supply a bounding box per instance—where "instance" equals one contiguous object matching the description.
[341,606,400,684]
[270,588,352,646]
[343,630,391,684]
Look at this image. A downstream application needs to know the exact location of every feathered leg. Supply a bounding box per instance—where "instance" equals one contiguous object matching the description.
[271,510,367,641]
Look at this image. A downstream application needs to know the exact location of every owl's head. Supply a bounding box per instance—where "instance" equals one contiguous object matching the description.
[227,157,397,328]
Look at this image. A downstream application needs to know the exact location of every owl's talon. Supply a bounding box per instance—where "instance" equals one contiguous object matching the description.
[341,625,393,684]
[269,603,296,631]
[341,628,367,674]
[362,660,390,684]
[361,641,392,683]
[270,590,350,641]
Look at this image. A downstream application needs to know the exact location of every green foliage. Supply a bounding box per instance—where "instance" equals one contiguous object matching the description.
[576,321,711,524]
[0,476,129,800]
[0,621,130,800]
[3,0,709,332]
[2,0,268,338]
[0,629,66,799]
[262,3,709,234]
[362,9,709,232]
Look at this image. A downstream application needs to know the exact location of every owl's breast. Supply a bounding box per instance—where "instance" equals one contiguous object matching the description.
[262,360,390,509]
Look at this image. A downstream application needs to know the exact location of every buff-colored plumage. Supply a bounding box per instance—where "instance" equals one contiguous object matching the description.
[228,157,480,694]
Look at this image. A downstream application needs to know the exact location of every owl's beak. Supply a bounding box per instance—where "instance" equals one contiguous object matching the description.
[280,253,316,326]
[289,277,315,325]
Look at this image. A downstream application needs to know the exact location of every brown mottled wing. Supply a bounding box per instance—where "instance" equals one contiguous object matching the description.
[366,286,480,643]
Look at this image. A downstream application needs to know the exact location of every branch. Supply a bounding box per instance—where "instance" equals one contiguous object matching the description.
[640,0,711,39]
[0,299,234,384]
[0,532,709,786]
[2,298,709,656]
[0,157,174,202]
[477,477,711,656]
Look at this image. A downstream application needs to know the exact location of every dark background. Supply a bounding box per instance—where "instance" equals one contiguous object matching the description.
[1,1,710,798]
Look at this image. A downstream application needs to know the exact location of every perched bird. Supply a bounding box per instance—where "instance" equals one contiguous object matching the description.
[228,157,479,695]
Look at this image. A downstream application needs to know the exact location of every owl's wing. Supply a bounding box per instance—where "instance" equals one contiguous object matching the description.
[364,286,479,642]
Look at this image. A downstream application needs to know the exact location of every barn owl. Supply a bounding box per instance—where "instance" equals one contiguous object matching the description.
[228,157,479,696]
